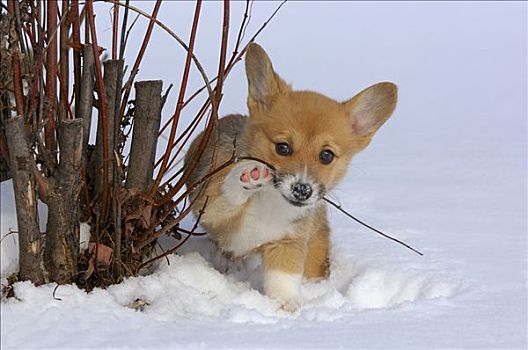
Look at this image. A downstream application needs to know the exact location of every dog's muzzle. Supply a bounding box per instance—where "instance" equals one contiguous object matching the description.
[273,173,322,207]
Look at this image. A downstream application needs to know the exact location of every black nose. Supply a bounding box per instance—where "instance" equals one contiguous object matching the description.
[291,182,313,201]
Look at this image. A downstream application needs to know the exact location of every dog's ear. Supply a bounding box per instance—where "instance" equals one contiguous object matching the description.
[344,82,397,140]
[245,43,290,111]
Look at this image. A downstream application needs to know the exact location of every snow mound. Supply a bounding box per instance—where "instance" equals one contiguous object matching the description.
[2,246,460,325]
[107,253,281,323]
[176,237,460,319]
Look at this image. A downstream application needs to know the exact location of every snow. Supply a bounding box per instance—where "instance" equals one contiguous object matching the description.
[1,250,461,348]
[1,1,527,349]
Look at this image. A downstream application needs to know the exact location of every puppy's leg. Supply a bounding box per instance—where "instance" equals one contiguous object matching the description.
[304,224,330,281]
[261,238,306,311]
[221,160,273,206]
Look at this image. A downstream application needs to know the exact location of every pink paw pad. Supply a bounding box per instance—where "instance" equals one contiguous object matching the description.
[250,168,260,180]
[239,165,271,188]
[240,172,250,183]
[241,167,267,182]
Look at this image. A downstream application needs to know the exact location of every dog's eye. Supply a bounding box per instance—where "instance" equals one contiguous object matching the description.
[319,150,335,164]
[275,143,292,156]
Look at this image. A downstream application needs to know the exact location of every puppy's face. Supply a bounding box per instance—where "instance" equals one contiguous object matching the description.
[244,44,397,207]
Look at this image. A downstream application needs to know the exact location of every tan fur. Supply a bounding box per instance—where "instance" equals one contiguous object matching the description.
[304,206,330,280]
[184,43,397,307]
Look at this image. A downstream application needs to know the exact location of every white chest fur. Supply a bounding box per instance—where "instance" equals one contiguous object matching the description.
[225,187,306,257]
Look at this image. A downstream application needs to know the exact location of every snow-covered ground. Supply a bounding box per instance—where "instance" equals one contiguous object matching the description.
[1,1,526,349]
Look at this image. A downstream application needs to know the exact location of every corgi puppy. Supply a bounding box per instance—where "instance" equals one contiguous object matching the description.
[184,43,397,311]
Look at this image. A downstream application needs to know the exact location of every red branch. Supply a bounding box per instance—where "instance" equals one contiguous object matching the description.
[214,0,230,107]
[45,0,58,150]
[7,1,25,117]
[59,0,70,121]
[150,0,202,196]
[155,0,230,206]
[71,0,82,111]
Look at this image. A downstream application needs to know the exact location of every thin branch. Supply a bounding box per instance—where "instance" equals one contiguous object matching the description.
[214,0,230,109]
[0,229,18,245]
[118,0,162,124]
[118,0,130,61]
[112,0,119,60]
[323,198,424,256]
[233,0,253,57]
[161,83,174,109]
[57,69,75,120]
[176,227,206,236]
[121,12,140,59]
[86,0,110,215]
[12,0,30,65]
[136,197,209,272]
[158,103,209,183]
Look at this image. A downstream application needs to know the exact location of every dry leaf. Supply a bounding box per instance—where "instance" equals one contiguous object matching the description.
[84,243,113,279]
[126,298,149,312]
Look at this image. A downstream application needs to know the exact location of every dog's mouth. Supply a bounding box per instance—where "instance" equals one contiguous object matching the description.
[280,194,310,207]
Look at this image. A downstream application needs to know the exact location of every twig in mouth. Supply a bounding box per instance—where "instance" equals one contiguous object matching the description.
[212,155,423,256]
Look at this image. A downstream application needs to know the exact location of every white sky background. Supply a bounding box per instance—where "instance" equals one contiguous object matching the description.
[91,1,527,181]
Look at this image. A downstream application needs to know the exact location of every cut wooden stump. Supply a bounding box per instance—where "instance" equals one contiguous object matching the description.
[4,116,45,284]
[43,119,84,282]
[126,80,163,192]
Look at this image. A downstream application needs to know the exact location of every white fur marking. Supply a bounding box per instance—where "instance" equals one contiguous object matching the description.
[264,270,302,305]
[225,187,307,256]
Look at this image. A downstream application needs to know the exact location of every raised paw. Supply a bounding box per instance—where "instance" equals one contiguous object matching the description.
[221,160,273,205]
[237,161,273,190]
